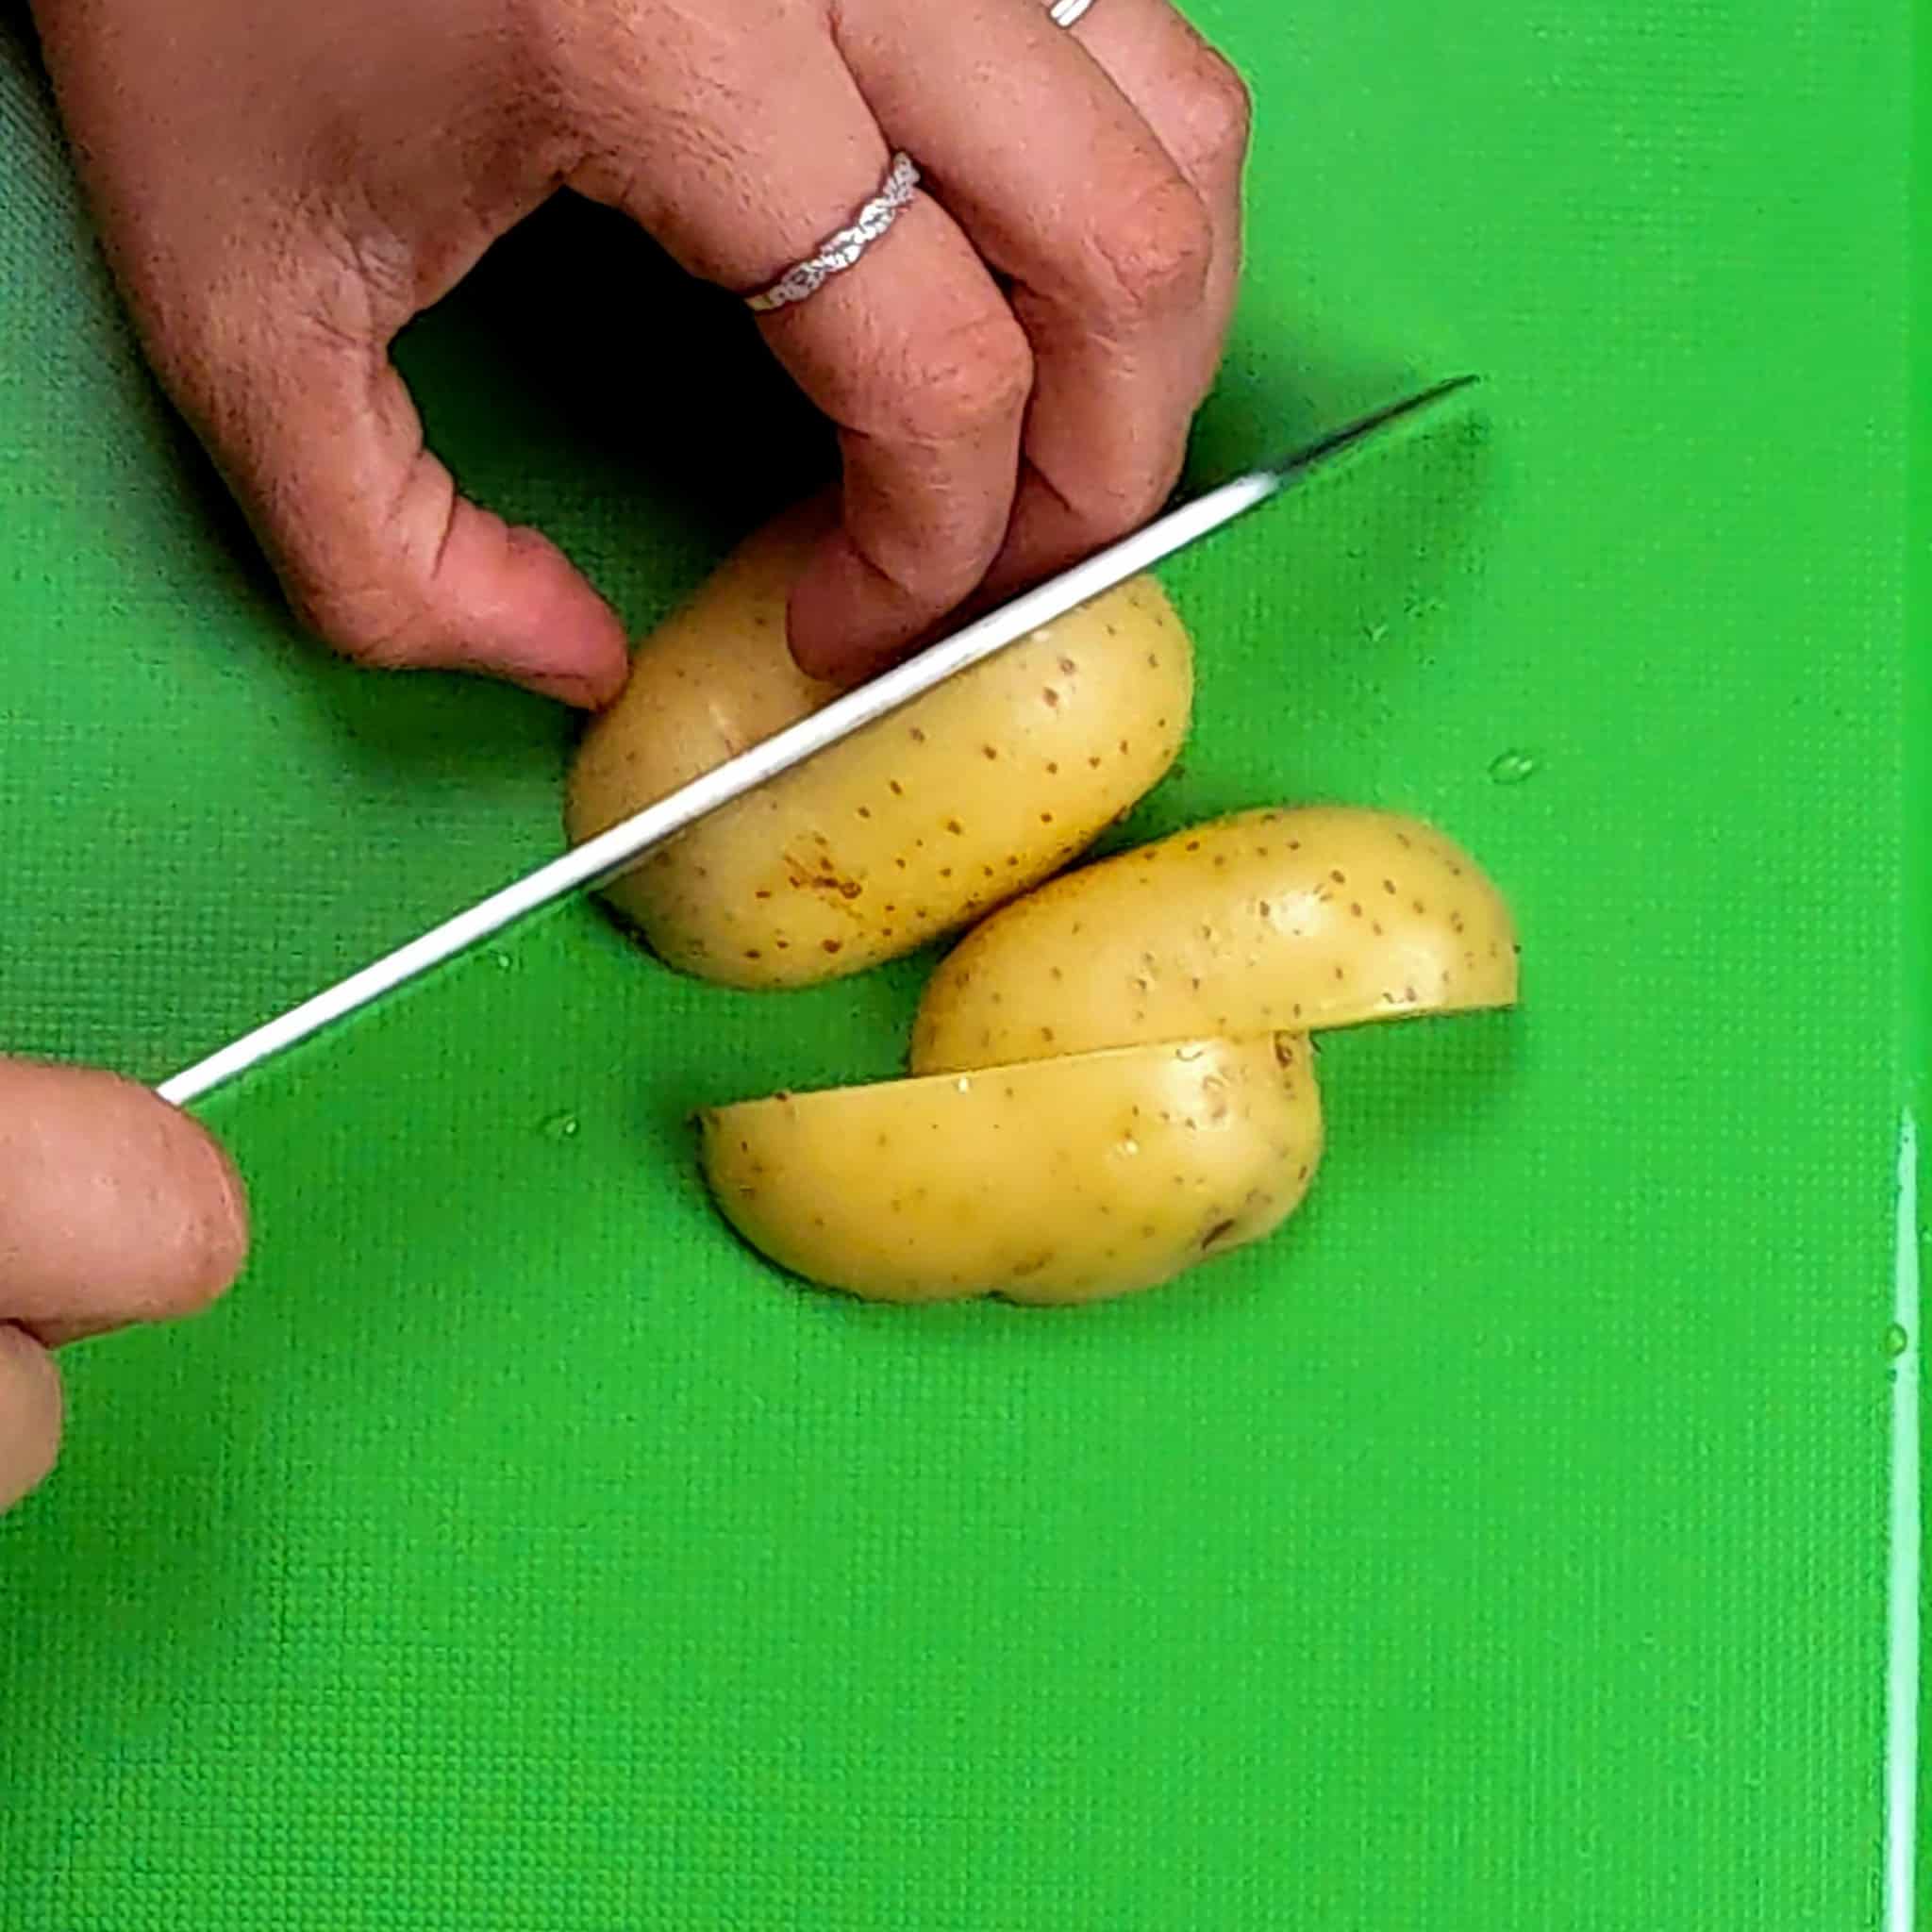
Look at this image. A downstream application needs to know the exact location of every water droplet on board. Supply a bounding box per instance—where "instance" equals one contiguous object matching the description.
[541,1112,581,1141]
[1489,749,1541,786]
[1886,1322,1909,1358]
[489,949,513,972]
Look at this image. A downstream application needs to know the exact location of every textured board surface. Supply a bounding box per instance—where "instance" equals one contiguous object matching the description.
[0,4,1919,1927]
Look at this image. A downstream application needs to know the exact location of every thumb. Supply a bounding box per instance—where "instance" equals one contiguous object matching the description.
[0,1059,250,1346]
[0,1058,251,1515]
[153,249,629,710]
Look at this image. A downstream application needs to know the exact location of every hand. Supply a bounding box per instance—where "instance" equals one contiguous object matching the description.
[0,1060,249,1517]
[30,0,1249,695]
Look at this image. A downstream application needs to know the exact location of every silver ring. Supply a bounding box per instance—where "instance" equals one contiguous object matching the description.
[1050,0,1098,25]
[745,153,921,314]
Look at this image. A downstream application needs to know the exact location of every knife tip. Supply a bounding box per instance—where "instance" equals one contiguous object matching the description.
[1259,374,1485,482]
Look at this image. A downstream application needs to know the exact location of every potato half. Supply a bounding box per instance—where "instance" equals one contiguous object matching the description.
[566,508,1193,988]
[699,1034,1323,1305]
[911,806,1518,1074]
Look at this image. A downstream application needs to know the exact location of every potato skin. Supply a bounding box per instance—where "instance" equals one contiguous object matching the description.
[565,508,1193,988]
[699,1035,1322,1306]
[911,807,1519,1074]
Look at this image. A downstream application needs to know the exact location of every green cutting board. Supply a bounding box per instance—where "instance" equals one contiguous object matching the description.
[1,3,1920,1927]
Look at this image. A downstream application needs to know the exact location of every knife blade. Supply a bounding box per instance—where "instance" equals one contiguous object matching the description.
[157,375,1476,1109]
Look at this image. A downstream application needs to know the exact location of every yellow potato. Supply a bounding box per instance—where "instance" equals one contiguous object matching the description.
[566,507,1193,988]
[911,806,1518,1074]
[699,1034,1323,1306]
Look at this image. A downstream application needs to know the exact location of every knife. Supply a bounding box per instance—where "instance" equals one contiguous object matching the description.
[157,375,1477,1109]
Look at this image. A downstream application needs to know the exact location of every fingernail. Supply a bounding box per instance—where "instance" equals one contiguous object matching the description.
[513,667,611,710]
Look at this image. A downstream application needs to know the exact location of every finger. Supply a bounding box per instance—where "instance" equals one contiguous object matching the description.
[1059,0,1250,401]
[0,1061,250,1335]
[975,0,1251,597]
[838,0,1216,589]
[773,201,1037,681]
[148,243,630,710]
[0,1326,62,1516]
[568,18,1032,683]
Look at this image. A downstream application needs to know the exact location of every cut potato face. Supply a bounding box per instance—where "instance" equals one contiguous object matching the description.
[910,807,1518,1074]
[566,508,1193,989]
[699,1034,1323,1306]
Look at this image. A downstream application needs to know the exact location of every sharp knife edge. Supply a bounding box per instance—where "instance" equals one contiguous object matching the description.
[157,375,1476,1109]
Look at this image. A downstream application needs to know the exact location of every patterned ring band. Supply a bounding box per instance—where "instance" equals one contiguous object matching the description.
[744,152,922,315]
[1049,0,1098,26]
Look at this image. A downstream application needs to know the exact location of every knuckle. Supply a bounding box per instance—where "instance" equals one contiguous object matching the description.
[1174,51,1254,177]
[886,306,1036,444]
[286,575,427,672]
[1088,172,1214,325]
[503,0,575,79]
[1057,448,1188,551]
[845,476,1009,614]
[862,518,995,613]
[279,475,460,673]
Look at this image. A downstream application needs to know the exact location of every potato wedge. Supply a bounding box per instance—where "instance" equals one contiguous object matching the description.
[910,807,1517,1074]
[566,507,1193,989]
[699,1034,1322,1305]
